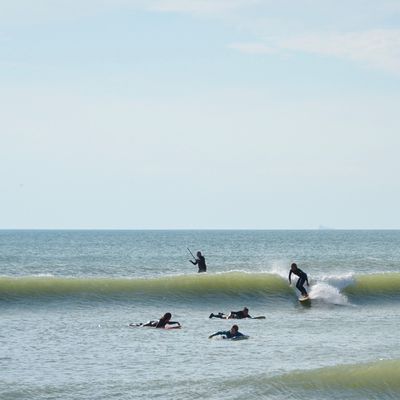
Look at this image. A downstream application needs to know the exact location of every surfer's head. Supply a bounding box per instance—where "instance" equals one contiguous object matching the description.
[161,312,172,321]
[231,325,239,334]
[243,307,249,315]
[290,263,298,271]
[197,251,202,257]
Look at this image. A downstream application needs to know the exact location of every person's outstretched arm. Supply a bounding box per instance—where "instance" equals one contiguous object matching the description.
[189,259,197,265]
[288,270,293,284]
[208,331,223,339]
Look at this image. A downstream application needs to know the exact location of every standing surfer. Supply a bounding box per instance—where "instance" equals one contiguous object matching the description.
[289,263,309,298]
[188,250,207,273]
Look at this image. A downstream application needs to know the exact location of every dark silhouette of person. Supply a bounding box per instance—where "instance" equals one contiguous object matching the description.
[189,251,207,273]
[129,312,181,328]
[209,307,251,319]
[208,325,245,339]
[289,263,309,297]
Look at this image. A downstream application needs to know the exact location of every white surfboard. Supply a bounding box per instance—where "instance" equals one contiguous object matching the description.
[299,295,310,303]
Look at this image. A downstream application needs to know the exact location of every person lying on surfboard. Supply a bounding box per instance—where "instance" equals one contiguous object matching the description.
[208,324,245,339]
[209,307,265,319]
[129,312,181,328]
[288,263,309,298]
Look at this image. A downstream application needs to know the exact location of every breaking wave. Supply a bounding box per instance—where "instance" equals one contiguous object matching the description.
[0,271,399,303]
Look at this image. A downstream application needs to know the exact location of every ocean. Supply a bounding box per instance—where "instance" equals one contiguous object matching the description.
[1,230,399,400]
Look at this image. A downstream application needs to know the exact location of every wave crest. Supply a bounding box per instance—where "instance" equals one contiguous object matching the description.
[1,271,400,302]
[0,272,290,300]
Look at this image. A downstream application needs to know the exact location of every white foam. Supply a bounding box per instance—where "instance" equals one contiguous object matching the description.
[318,273,355,291]
[309,282,349,305]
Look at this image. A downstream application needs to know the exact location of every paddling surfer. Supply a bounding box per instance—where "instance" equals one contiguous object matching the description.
[130,312,181,328]
[208,324,245,339]
[209,307,252,319]
[288,263,309,298]
[189,250,207,273]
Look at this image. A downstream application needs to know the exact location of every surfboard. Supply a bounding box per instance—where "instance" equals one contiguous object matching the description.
[210,334,249,340]
[164,324,181,330]
[299,296,310,303]
[230,335,249,340]
[128,323,181,329]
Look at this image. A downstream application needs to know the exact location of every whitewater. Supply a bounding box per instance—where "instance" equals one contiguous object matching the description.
[1,230,399,400]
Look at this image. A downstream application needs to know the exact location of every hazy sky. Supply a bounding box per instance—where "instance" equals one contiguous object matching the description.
[1,0,400,229]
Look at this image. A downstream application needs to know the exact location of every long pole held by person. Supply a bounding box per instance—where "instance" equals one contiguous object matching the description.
[187,247,196,261]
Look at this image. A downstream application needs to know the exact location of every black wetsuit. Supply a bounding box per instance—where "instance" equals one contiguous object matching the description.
[212,330,244,339]
[209,310,251,319]
[155,319,168,328]
[191,255,207,273]
[229,310,251,319]
[289,268,309,296]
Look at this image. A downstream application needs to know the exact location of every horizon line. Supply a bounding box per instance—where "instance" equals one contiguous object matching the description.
[1,228,400,231]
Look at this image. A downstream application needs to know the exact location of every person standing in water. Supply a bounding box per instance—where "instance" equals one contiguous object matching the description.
[289,263,309,297]
[189,251,207,273]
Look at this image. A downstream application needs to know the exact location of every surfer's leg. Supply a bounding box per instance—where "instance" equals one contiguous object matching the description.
[142,320,157,327]
[295,278,302,292]
[210,313,225,319]
[296,278,307,296]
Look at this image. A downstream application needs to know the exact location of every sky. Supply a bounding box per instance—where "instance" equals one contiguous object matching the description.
[1,0,400,229]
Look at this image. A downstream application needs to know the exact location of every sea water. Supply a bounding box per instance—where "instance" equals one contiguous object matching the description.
[0,230,399,400]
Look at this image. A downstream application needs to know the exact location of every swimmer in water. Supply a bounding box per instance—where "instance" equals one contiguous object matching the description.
[208,324,245,339]
[209,307,251,319]
[129,312,181,328]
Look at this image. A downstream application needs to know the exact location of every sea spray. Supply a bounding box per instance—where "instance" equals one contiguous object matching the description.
[308,282,349,305]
